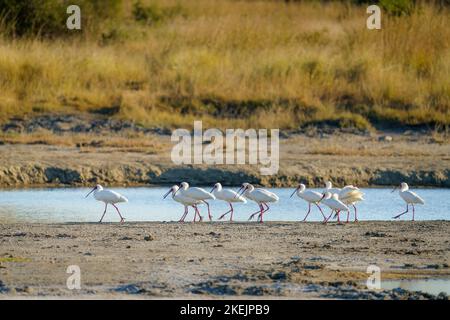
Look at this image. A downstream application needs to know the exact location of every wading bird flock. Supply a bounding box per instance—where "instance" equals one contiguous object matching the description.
[85,181,425,224]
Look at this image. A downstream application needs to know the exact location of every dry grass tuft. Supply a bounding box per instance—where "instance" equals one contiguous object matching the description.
[0,1,448,131]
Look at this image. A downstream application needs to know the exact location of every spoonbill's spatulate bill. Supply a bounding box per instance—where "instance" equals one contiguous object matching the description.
[392,182,425,221]
[163,185,203,222]
[85,184,128,223]
[290,184,326,222]
[210,182,246,221]
[178,182,215,221]
[236,183,279,223]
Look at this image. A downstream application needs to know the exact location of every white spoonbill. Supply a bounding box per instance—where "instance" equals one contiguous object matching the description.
[392,182,425,221]
[236,183,279,223]
[210,183,247,221]
[338,189,364,222]
[290,184,326,221]
[163,185,204,222]
[178,182,216,221]
[321,192,349,224]
[85,184,128,223]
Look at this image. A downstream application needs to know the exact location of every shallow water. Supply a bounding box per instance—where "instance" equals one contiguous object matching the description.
[0,187,448,223]
[381,278,450,296]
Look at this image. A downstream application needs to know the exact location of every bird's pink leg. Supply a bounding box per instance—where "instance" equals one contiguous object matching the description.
[218,203,233,221]
[302,203,312,222]
[204,201,213,221]
[353,205,358,222]
[314,203,327,221]
[336,211,342,224]
[259,203,266,223]
[346,210,350,223]
[192,205,198,222]
[323,210,334,224]
[192,205,197,222]
[99,203,108,223]
[412,204,415,221]
[179,206,188,222]
[393,204,409,219]
[258,203,269,222]
[196,205,203,222]
[256,202,268,221]
[111,204,125,223]
[248,205,263,221]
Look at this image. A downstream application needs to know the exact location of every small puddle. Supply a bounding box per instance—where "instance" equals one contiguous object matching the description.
[381,278,450,296]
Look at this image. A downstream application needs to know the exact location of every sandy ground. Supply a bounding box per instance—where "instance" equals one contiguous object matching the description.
[0,221,449,299]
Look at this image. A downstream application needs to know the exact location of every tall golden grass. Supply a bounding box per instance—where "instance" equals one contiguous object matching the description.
[0,0,448,130]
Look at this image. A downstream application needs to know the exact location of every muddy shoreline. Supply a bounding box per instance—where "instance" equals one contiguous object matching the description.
[0,221,449,299]
[1,114,449,188]
[1,140,449,188]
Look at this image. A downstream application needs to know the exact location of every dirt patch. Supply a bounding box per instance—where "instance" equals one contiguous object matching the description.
[0,221,448,299]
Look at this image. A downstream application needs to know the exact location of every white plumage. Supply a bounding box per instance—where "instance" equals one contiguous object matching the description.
[338,189,364,222]
[210,183,246,221]
[85,184,127,223]
[392,182,424,221]
[163,185,204,222]
[321,192,349,224]
[290,184,326,221]
[237,183,278,222]
[178,182,215,220]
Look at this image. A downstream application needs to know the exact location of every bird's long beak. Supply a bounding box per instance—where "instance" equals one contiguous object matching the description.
[391,186,398,193]
[290,186,300,198]
[319,193,326,201]
[85,187,96,198]
[234,186,244,198]
[210,186,215,193]
[163,189,172,199]
[237,186,247,197]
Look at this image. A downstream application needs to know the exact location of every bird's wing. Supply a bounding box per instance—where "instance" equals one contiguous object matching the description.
[339,187,359,198]
[339,190,363,202]
[222,189,247,203]
[187,187,216,200]
[255,188,279,202]
[96,190,127,203]
[407,191,425,204]
[303,190,323,202]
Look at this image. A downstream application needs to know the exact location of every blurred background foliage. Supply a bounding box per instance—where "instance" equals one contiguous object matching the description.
[0,0,448,132]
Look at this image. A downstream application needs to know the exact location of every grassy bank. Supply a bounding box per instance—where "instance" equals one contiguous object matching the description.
[0,0,449,131]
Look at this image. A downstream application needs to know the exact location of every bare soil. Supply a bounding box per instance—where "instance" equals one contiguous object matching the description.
[0,221,449,299]
[0,131,448,187]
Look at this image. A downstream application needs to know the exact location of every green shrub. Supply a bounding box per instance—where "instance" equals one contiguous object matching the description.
[132,1,185,26]
[0,0,123,37]
[379,0,416,16]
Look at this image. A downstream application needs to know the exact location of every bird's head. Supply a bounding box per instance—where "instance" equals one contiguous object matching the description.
[210,182,222,193]
[325,181,332,189]
[235,183,248,198]
[163,185,178,199]
[179,182,189,190]
[391,182,408,193]
[290,183,305,198]
[85,185,102,198]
